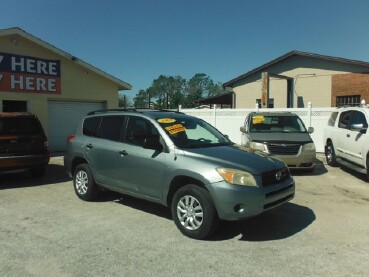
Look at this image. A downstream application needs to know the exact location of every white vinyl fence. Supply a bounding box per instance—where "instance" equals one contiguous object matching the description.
[179,103,336,153]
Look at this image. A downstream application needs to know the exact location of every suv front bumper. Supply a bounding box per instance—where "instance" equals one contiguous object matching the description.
[206,178,295,221]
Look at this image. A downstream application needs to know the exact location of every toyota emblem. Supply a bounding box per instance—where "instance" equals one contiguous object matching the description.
[275,171,282,181]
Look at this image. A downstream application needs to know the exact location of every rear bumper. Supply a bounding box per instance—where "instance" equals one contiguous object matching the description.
[0,154,50,171]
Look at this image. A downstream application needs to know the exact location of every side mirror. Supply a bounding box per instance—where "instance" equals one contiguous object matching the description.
[308,127,314,134]
[351,123,367,133]
[143,136,163,151]
[240,126,247,133]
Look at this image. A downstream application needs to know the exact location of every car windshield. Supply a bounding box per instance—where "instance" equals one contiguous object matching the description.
[250,115,307,133]
[156,115,232,148]
[0,118,42,135]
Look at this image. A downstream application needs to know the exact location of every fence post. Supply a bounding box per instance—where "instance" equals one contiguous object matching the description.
[308,101,312,127]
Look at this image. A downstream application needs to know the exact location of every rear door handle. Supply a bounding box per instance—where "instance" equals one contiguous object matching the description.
[86,143,93,149]
[119,150,128,156]
[346,134,350,138]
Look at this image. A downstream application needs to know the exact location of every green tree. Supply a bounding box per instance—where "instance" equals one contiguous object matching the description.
[184,73,223,108]
[118,94,133,108]
[133,89,149,108]
[150,75,186,109]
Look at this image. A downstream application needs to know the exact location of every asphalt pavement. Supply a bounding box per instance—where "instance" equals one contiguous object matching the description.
[0,155,368,276]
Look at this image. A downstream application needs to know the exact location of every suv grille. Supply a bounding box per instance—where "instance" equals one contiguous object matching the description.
[267,144,301,155]
[262,167,290,187]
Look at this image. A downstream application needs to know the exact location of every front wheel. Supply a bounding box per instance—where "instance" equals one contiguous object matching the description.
[73,164,99,201]
[171,184,218,240]
[326,142,337,166]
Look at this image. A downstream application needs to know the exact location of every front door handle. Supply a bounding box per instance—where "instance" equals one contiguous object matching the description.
[86,143,93,149]
[346,134,350,138]
[119,150,128,156]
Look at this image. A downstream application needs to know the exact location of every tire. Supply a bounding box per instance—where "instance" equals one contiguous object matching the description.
[366,157,369,183]
[326,142,337,166]
[29,167,46,178]
[73,164,99,201]
[171,184,218,240]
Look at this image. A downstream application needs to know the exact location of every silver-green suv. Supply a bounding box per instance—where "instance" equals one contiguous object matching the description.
[64,109,295,239]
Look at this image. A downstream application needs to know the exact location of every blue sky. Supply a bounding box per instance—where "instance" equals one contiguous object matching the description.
[2,0,369,100]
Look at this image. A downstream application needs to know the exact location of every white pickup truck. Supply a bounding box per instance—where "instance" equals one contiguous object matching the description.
[323,106,369,181]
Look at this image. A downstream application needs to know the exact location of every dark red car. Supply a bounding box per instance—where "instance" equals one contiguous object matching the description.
[0,112,50,178]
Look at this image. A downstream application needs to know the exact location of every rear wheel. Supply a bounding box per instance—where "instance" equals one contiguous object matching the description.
[171,184,218,240]
[73,164,99,201]
[326,142,337,166]
[366,157,369,183]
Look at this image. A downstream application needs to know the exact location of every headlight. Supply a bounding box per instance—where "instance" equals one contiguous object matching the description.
[303,143,316,151]
[216,168,257,186]
[250,141,268,153]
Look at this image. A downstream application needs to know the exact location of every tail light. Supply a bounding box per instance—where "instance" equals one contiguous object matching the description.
[67,134,76,143]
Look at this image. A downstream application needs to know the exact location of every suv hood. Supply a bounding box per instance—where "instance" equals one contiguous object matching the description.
[250,132,312,143]
[181,144,286,175]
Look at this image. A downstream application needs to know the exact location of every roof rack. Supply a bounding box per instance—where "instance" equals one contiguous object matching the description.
[87,108,137,115]
[87,108,184,116]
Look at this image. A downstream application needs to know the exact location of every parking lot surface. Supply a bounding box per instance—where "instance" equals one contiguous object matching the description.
[1,155,369,276]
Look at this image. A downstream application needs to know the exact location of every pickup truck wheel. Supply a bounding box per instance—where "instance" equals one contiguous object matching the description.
[171,185,218,240]
[326,142,337,166]
[73,164,99,201]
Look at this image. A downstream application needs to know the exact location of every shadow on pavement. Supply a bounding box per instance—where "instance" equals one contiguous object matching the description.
[0,163,70,189]
[211,202,315,241]
[290,157,327,177]
[98,191,172,220]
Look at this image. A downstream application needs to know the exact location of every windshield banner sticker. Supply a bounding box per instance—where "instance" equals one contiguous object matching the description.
[158,118,176,123]
[252,115,265,124]
[165,124,186,134]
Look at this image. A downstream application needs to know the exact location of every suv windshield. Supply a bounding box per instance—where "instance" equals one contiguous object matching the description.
[156,115,232,148]
[250,115,307,133]
[0,117,42,135]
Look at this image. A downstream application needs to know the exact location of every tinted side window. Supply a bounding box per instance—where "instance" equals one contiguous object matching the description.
[125,116,159,146]
[338,111,353,129]
[98,116,125,141]
[83,117,101,137]
[351,111,368,128]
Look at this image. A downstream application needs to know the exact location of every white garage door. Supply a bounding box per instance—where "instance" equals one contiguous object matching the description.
[48,101,104,152]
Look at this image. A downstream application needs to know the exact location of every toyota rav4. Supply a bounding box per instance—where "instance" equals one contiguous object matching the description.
[64,109,295,239]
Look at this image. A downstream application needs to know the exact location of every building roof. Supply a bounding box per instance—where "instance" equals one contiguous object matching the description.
[223,50,369,88]
[0,27,132,90]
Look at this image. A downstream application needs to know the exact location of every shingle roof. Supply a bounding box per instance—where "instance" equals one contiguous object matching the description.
[223,50,369,88]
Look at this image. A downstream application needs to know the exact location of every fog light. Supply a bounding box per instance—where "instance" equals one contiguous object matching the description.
[234,204,245,213]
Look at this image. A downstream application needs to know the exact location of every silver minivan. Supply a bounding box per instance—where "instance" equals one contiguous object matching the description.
[240,112,316,172]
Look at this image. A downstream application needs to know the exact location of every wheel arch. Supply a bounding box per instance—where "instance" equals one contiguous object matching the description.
[166,175,206,207]
[71,157,88,176]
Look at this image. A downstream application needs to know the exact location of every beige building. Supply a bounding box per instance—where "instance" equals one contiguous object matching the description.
[224,51,369,109]
[0,27,131,151]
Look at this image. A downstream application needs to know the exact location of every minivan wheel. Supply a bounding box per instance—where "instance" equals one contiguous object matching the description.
[326,142,337,166]
[171,184,218,240]
[74,164,99,201]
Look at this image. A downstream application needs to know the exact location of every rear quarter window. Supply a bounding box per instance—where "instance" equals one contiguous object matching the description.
[327,112,338,126]
[83,116,101,137]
